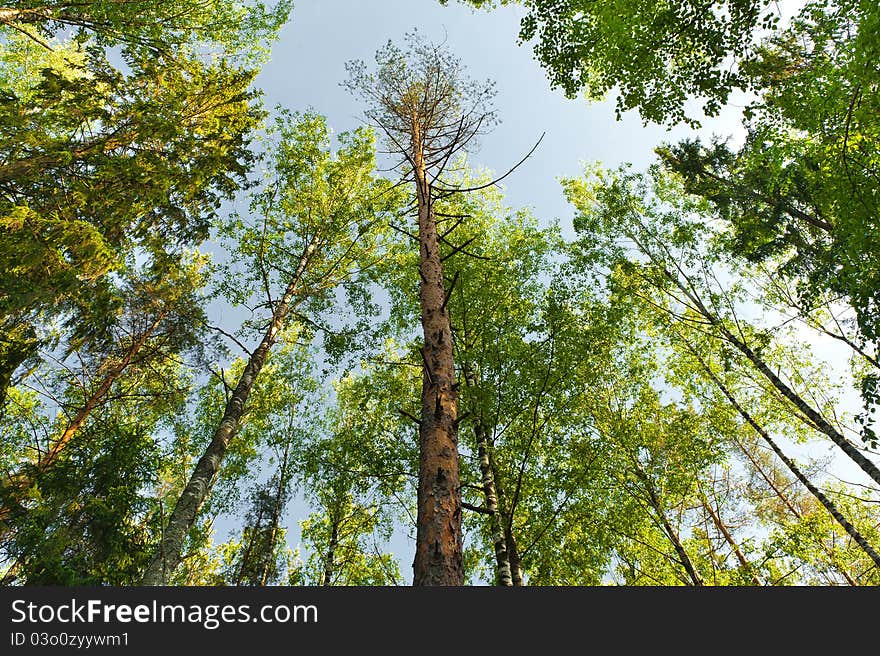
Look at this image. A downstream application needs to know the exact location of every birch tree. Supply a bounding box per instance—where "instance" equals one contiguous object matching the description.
[565,164,880,577]
[140,113,400,584]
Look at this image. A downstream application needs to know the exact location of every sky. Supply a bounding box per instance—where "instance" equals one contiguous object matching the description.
[254,0,748,234]
[208,0,871,584]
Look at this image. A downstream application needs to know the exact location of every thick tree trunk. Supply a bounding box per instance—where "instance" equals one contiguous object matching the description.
[693,350,880,571]
[0,311,166,526]
[698,489,763,585]
[411,126,463,586]
[139,243,314,585]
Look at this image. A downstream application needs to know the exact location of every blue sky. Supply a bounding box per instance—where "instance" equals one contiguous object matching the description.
[210,0,869,584]
[230,0,749,584]
[255,0,747,234]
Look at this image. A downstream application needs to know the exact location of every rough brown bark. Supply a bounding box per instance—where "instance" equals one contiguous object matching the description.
[139,243,314,585]
[411,126,463,585]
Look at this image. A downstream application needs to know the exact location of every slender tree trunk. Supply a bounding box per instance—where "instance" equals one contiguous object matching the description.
[730,434,802,517]
[657,257,880,488]
[698,489,763,585]
[477,424,512,586]
[505,524,524,586]
[259,435,293,586]
[42,313,167,471]
[320,517,340,587]
[648,488,704,586]
[489,455,523,585]
[462,365,511,586]
[0,560,20,586]
[729,434,859,585]
[0,311,166,525]
[139,243,314,585]
[235,505,265,586]
[691,348,880,570]
[411,124,463,586]
[632,465,704,586]
[720,325,880,488]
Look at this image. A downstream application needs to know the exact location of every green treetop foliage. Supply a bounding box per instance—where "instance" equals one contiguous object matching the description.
[0,28,267,406]
[0,50,260,302]
[563,162,880,581]
[4,2,879,587]
[135,111,405,585]
[444,0,776,126]
[0,0,291,410]
[563,164,863,447]
[298,382,405,585]
[656,1,880,435]
[0,252,214,581]
[0,253,211,533]
[0,0,292,65]
[215,111,405,365]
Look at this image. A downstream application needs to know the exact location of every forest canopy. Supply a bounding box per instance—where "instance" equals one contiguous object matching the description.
[1,0,878,587]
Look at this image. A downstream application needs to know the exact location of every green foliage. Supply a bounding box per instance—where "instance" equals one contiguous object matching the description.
[1,359,193,584]
[0,32,266,405]
[0,255,211,583]
[450,0,773,126]
[4,1,878,587]
[215,111,404,367]
[0,1,292,66]
[656,1,880,441]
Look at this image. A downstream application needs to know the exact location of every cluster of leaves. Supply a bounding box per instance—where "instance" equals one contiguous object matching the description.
[2,1,879,587]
